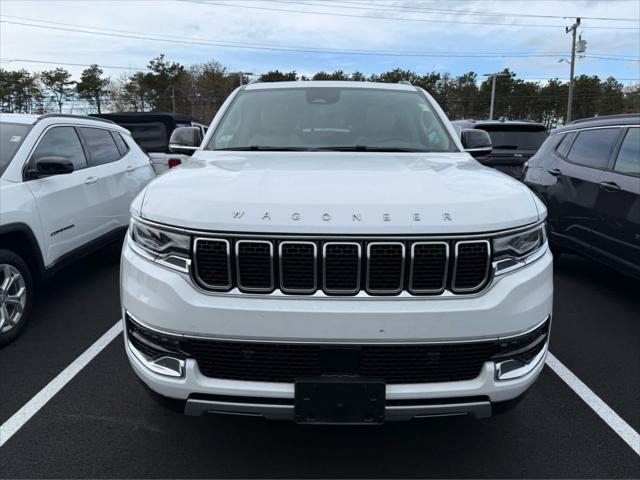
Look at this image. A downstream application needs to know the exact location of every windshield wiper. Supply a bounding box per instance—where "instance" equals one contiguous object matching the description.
[216,146,311,151]
[316,145,425,152]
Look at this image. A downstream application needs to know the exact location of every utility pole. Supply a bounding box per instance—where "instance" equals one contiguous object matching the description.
[483,73,509,120]
[566,17,581,124]
[171,83,176,113]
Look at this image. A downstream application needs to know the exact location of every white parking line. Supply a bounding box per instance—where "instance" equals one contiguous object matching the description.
[0,320,122,448]
[1,324,639,458]
[546,352,640,456]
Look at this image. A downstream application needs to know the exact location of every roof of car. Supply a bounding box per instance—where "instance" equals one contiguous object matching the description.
[555,113,640,132]
[92,111,204,123]
[0,113,40,125]
[0,113,126,129]
[245,81,417,91]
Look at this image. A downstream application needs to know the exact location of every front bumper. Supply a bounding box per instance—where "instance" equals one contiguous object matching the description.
[121,238,552,419]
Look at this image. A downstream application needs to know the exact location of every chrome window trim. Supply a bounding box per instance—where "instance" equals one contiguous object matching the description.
[408,241,449,294]
[322,241,362,295]
[235,239,275,293]
[451,240,491,293]
[126,311,550,346]
[278,241,318,294]
[365,242,405,295]
[192,237,232,291]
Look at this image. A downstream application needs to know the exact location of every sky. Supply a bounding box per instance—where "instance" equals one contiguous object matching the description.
[1,0,639,85]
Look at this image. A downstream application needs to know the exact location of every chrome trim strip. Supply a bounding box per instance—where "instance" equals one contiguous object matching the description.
[132,215,545,241]
[125,312,550,346]
[495,341,548,381]
[235,240,275,293]
[408,241,449,294]
[451,240,491,293]
[322,242,362,295]
[183,398,492,420]
[192,237,232,291]
[278,241,318,294]
[366,242,405,295]
[127,337,185,378]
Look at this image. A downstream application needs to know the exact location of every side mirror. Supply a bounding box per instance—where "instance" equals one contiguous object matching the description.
[461,129,492,159]
[27,157,74,179]
[169,127,202,156]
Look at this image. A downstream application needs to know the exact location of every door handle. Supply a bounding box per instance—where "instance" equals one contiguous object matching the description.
[548,168,562,177]
[599,181,621,192]
[84,176,99,185]
[126,165,135,173]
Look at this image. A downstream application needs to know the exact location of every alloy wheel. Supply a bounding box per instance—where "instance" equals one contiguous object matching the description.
[0,264,27,333]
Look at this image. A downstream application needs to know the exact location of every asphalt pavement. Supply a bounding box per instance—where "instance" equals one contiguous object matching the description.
[1,248,638,478]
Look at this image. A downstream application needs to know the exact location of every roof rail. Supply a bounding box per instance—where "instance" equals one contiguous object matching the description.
[398,80,412,85]
[35,113,115,125]
[569,112,640,125]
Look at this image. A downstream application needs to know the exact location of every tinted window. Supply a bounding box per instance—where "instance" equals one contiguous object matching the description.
[0,122,32,174]
[111,131,130,156]
[122,122,168,152]
[567,128,621,169]
[209,87,456,152]
[483,129,548,150]
[79,127,121,165]
[32,126,87,170]
[614,128,639,175]
[555,132,576,157]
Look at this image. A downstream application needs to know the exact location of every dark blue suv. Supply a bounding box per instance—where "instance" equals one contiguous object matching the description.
[524,114,640,279]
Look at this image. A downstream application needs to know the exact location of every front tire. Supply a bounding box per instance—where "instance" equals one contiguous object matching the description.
[0,249,33,346]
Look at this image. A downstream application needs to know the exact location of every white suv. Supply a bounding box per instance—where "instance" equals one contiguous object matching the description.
[0,113,155,344]
[122,82,553,423]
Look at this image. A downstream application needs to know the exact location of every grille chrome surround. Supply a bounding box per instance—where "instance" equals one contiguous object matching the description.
[192,236,495,297]
[192,238,232,291]
[235,240,274,293]
[322,242,362,295]
[452,240,491,293]
[408,241,449,294]
[366,242,405,295]
[279,241,318,294]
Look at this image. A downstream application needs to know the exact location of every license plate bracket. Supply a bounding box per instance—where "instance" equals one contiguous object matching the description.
[294,377,385,425]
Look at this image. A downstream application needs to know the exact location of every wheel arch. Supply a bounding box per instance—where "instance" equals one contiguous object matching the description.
[0,223,45,281]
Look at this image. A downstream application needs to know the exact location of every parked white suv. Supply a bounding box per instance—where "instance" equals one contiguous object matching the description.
[122,82,553,423]
[0,113,155,344]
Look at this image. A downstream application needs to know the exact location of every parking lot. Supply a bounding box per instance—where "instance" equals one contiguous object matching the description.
[0,247,637,478]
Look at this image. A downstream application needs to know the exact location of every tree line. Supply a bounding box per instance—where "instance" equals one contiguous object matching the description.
[1,54,638,128]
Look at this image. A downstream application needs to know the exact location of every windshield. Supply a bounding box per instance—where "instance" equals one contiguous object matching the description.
[482,128,548,150]
[1,123,32,175]
[208,87,457,152]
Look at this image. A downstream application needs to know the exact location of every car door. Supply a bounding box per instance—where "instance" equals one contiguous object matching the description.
[24,125,100,265]
[593,126,640,276]
[77,126,130,233]
[544,127,622,254]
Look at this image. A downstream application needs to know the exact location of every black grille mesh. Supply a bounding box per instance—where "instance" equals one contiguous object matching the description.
[453,242,490,291]
[280,242,316,292]
[410,243,448,292]
[324,243,360,293]
[237,241,273,291]
[367,243,404,292]
[194,239,230,288]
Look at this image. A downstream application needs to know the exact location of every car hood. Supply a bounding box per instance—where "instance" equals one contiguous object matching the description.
[139,151,541,234]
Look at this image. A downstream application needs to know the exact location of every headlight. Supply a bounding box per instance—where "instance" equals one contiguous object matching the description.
[129,218,190,272]
[492,223,547,274]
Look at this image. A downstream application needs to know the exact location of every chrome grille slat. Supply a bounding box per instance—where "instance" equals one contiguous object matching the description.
[193,236,492,296]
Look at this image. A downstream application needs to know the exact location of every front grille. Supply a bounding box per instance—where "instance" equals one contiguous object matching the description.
[126,316,550,385]
[193,236,492,296]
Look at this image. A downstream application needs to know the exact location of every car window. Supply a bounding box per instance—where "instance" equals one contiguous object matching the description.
[79,127,122,165]
[555,132,575,157]
[482,128,548,150]
[32,126,87,170]
[566,128,621,170]
[209,87,456,153]
[111,131,130,156]
[0,122,32,175]
[614,128,639,175]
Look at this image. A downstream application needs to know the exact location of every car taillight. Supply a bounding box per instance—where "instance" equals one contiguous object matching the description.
[168,159,182,169]
[522,161,529,175]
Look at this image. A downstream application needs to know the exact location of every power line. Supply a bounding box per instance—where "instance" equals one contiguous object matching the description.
[2,17,639,62]
[181,0,640,30]
[318,0,639,22]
